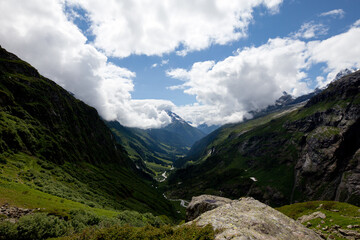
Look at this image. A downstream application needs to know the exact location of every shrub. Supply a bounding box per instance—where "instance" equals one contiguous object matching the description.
[61,223,216,240]
[16,213,69,240]
[0,155,7,164]
[116,210,164,227]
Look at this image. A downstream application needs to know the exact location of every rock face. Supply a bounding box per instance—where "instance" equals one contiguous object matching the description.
[187,195,321,240]
[167,70,360,207]
[291,71,360,204]
[186,195,233,222]
[0,204,35,223]
[297,211,326,223]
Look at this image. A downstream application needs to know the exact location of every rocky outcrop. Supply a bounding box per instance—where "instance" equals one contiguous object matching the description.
[291,71,360,205]
[186,195,233,222]
[186,195,321,240]
[297,211,326,223]
[0,204,36,223]
[166,70,360,208]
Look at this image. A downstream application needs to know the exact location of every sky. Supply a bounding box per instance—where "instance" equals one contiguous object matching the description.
[0,0,360,129]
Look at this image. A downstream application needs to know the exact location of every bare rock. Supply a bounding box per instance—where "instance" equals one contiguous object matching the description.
[0,204,34,221]
[338,228,360,238]
[186,195,233,222]
[297,211,326,223]
[187,196,322,240]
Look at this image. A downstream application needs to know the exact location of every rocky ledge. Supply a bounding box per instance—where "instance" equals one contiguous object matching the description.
[0,203,37,223]
[186,195,321,240]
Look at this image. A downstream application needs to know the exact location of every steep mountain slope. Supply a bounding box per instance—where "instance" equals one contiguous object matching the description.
[0,46,176,217]
[196,123,220,135]
[106,120,188,175]
[166,70,360,207]
[106,111,205,176]
[162,111,205,146]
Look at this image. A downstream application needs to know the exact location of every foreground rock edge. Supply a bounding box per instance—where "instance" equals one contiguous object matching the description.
[186,195,322,240]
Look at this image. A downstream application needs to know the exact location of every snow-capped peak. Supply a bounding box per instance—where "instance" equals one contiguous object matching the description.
[335,68,354,81]
[165,110,186,124]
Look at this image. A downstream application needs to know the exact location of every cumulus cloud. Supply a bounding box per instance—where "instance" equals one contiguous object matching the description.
[0,0,173,128]
[291,22,328,39]
[167,38,311,126]
[308,25,360,87]
[168,22,360,126]
[352,19,360,27]
[319,9,345,18]
[2,0,360,129]
[66,0,283,57]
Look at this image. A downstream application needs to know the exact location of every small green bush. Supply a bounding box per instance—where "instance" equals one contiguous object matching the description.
[61,223,216,240]
[0,155,7,164]
[0,221,18,240]
[116,210,164,227]
[16,213,69,240]
[0,209,176,240]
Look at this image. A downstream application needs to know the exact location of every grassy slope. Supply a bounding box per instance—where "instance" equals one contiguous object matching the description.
[165,106,303,203]
[166,71,360,206]
[0,47,177,218]
[277,201,360,240]
[106,121,188,178]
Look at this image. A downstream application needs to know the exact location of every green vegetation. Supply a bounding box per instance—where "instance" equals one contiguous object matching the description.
[166,106,303,205]
[166,69,360,206]
[0,153,179,218]
[59,223,216,240]
[0,209,166,240]
[106,121,188,176]
[0,46,178,219]
[278,201,360,240]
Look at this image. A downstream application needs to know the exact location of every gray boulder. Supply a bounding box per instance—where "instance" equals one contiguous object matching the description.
[186,196,322,240]
[186,194,233,222]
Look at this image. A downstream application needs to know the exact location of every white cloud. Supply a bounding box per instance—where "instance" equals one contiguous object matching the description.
[308,25,360,87]
[169,22,360,126]
[66,0,283,57]
[2,1,360,129]
[168,38,311,126]
[353,19,360,27]
[161,59,169,66]
[291,22,328,39]
[319,9,345,18]
[151,59,169,68]
[0,0,173,129]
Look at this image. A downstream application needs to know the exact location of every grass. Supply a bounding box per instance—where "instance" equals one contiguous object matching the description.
[107,121,185,175]
[0,152,176,217]
[58,223,216,240]
[277,201,360,240]
[308,126,340,140]
[0,50,180,220]
[166,86,359,206]
[0,180,119,218]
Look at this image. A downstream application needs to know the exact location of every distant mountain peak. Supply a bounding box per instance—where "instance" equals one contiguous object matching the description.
[275,91,294,106]
[165,110,186,124]
[334,68,354,81]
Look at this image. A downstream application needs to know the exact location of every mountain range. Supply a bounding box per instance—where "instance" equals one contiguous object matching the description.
[1,45,360,239]
[106,110,205,177]
[0,45,177,217]
[166,70,360,207]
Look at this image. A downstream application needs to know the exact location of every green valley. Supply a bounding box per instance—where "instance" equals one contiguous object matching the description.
[0,45,179,223]
[165,70,360,208]
[1,45,360,240]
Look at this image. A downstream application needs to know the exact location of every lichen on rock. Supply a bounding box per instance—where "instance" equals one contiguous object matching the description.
[186,195,322,240]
